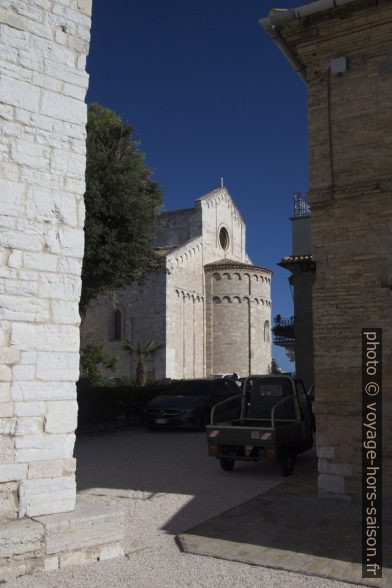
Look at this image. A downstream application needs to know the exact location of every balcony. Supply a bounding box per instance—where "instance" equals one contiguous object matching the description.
[272,315,295,348]
[293,192,311,217]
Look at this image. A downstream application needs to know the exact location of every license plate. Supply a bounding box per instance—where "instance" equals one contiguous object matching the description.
[155,418,167,424]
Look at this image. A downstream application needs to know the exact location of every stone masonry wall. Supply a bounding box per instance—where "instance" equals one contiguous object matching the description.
[281,0,392,498]
[205,266,272,377]
[0,0,91,518]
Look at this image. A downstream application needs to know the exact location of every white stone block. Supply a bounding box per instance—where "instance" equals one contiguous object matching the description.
[0,383,11,402]
[15,433,75,463]
[15,417,44,436]
[52,300,81,324]
[0,104,14,121]
[11,139,50,169]
[0,25,29,50]
[0,516,44,558]
[0,463,26,483]
[36,352,80,381]
[26,186,78,226]
[0,295,49,322]
[19,270,39,281]
[0,347,20,366]
[19,351,37,365]
[11,323,80,352]
[0,227,42,252]
[0,180,25,217]
[24,252,58,272]
[3,278,38,296]
[8,250,22,268]
[0,365,12,382]
[45,400,78,433]
[99,543,125,561]
[0,417,16,434]
[0,403,15,418]
[63,82,87,101]
[14,401,45,416]
[12,381,76,402]
[44,60,88,88]
[39,273,81,301]
[51,148,86,177]
[0,435,14,463]
[19,476,76,517]
[12,365,36,381]
[28,459,72,480]
[41,90,86,125]
[58,256,82,275]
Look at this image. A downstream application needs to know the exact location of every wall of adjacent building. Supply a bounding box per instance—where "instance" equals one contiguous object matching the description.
[0,0,91,518]
[281,0,392,498]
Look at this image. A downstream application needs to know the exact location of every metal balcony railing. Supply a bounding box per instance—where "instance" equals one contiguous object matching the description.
[272,315,295,345]
[293,193,311,217]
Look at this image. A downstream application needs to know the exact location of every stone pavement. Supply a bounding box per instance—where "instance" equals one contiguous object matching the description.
[177,474,392,587]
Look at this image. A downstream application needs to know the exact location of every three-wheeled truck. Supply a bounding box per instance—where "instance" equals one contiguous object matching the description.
[206,375,314,476]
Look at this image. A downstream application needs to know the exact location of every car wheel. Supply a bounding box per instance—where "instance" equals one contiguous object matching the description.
[280,452,296,476]
[220,458,235,472]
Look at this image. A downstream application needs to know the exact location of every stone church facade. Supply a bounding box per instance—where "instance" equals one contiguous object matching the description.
[82,187,272,380]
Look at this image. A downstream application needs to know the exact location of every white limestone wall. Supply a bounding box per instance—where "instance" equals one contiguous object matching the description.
[199,188,247,264]
[166,239,205,378]
[0,0,91,519]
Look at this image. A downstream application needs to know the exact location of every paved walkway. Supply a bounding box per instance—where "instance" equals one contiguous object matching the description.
[5,428,370,587]
[178,472,392,587]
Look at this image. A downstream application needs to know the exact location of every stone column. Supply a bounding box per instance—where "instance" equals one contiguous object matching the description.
[0,0,92,519]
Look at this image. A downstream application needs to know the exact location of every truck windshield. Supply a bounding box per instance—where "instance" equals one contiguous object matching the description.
[164,381,212,396]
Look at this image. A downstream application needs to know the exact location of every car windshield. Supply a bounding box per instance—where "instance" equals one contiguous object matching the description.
[164,381,213,396]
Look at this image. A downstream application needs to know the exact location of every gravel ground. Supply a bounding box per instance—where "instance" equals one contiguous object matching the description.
[6,427,359,588]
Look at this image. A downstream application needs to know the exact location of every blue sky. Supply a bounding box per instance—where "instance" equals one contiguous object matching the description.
[86,0,309,371]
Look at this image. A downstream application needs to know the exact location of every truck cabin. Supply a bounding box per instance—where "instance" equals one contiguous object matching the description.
[241,376,298,427]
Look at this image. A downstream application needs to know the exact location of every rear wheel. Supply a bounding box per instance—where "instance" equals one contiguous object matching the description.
[219,457,235,471]
[280,452,296,476]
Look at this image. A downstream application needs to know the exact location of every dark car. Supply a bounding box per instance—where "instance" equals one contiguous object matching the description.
[142,378,241,430]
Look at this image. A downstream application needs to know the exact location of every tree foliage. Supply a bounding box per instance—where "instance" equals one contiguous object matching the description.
[122,339,163,386]
[80,339,119,386]
[80,103,163,314]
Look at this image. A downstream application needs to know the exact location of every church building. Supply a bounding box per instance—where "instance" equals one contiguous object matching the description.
[82,187,272,380]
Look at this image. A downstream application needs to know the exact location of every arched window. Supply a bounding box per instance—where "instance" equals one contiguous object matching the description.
[219,227,229,250]
[264,320,270,343]
[111,309,122,341]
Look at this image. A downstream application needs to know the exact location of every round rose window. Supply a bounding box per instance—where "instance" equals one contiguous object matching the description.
[219,227,229,250]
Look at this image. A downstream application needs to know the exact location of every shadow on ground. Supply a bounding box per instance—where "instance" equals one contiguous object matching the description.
[75,425,314,536]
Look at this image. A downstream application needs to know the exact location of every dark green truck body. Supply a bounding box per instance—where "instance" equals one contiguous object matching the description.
[206,375,314,476]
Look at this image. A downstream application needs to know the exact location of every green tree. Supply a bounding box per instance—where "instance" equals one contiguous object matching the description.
[80,103,163,316]
[80,339,119,385]
[285,348,295,363]
[122,339,163,386]
[267,358,281,375]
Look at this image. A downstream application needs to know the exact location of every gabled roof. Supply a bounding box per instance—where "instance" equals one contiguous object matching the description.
[195,187,244,223]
